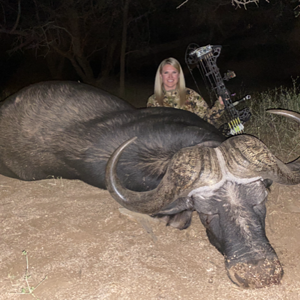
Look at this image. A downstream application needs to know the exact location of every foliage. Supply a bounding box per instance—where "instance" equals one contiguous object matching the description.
[9,250,47,298]
[244,79,300,162]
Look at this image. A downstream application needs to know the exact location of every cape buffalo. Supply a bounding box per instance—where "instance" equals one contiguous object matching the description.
[0,81,299,288]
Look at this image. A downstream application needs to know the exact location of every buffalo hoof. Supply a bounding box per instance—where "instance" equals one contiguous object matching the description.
[226,258,283,288]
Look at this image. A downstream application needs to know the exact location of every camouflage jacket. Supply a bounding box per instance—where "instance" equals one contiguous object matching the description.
[147,88,224,125]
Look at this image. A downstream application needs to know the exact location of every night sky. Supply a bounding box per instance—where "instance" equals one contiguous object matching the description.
[0,0,299,100]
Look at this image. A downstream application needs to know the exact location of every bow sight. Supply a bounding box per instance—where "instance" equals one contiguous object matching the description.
[185,43,251,136]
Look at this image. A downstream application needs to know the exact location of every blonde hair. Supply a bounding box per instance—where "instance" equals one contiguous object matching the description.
[154,57,186,107]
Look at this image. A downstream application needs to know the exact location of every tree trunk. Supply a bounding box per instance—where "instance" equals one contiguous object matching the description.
[46,53,66,80]
[120,0,130,98]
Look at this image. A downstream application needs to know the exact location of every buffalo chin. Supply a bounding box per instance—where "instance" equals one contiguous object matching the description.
[226,258,283,288]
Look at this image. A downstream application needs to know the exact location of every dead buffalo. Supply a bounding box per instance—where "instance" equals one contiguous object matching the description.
[0,81,299,288]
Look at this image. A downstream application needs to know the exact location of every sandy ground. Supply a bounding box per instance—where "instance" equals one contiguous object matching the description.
[0,174,300,300]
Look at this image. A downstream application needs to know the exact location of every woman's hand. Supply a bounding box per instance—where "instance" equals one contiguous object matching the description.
[218,96,224,105]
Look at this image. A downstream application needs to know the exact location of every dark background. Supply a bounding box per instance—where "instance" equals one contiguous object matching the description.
[0,0,300,103]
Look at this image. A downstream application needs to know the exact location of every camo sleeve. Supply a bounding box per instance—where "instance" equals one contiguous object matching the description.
[147,94,159,107]
[147,89,224,125]
[185,89,224,123]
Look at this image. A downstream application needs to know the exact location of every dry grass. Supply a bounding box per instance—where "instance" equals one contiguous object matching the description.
[244,79,300,162]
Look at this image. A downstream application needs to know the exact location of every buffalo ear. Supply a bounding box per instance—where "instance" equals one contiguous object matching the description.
[263,179,273,189]
[153,210,193,230]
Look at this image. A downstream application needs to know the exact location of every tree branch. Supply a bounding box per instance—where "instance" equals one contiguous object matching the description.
[9,0,21,33]
[176,0,269,9]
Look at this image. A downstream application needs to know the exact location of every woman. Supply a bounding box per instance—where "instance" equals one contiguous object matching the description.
[147,57,224,125]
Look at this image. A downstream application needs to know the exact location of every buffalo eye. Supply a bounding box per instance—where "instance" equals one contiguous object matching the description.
[199,212,218,228]
[253,196,267,219]
[263,179,273,189]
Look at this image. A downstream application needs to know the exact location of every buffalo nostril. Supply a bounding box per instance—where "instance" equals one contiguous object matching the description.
[227,258,284,289]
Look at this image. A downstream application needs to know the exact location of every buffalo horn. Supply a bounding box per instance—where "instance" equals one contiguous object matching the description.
[105,137,193,214]
[105,137,220,214]
[267,109,300,123]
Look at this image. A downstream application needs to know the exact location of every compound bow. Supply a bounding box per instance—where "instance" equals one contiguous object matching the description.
[185,43,251,136]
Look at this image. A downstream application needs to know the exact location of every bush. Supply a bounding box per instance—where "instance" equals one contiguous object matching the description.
[244,79,300,162]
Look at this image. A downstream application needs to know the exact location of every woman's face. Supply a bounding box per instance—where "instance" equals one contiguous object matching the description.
[160,64,179,91]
